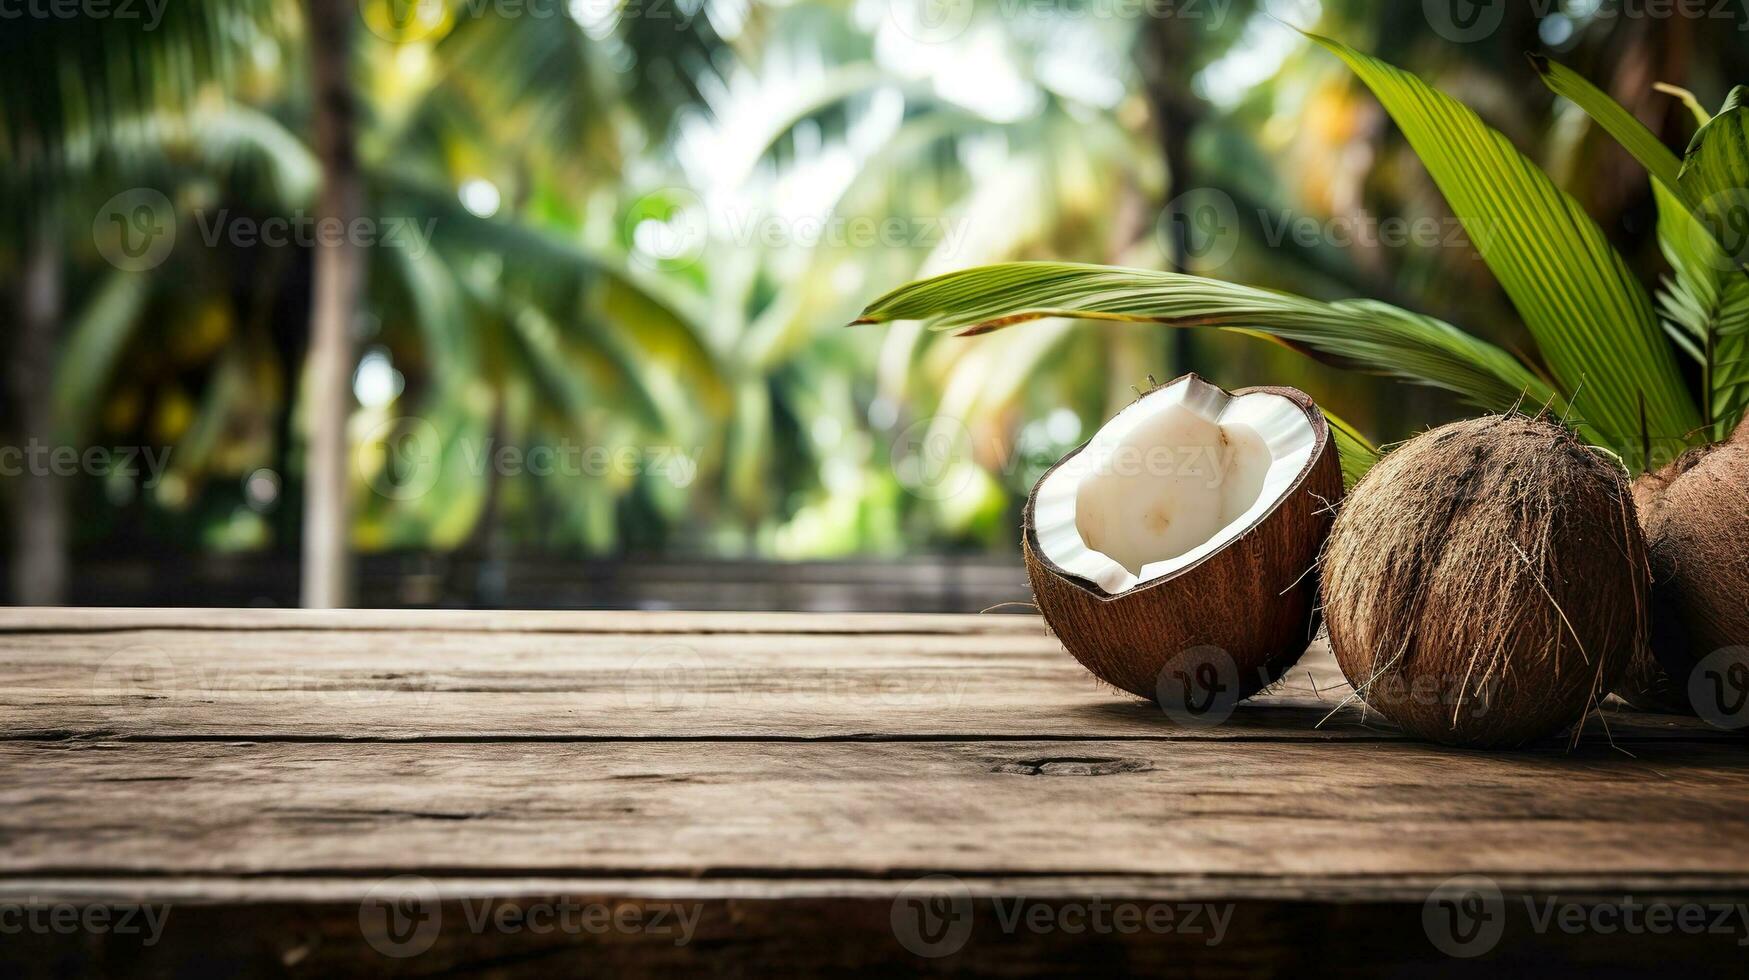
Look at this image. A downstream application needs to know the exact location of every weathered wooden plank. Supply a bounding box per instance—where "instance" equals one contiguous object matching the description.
[0,607,1044,635]
[4,740,1746,881]
[3,885,1745,978]
[1,607,1743,976]
[0,628,1718,742]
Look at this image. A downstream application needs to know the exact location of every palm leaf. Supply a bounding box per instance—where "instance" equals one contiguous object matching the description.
[1310,34,1698,465]
[1676,90,1749,432]
[1534,57,1749,438]
[1680,87,1749,207]
[1323,410,1379,490]
[854,261,1557,413]
[1654,180,1749,434]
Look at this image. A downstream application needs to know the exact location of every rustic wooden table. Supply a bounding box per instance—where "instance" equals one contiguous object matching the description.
[2,608,1745,976]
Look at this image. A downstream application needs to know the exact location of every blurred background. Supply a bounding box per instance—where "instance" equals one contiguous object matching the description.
[3,0,1746,610]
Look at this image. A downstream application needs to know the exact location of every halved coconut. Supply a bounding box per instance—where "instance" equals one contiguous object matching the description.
[1023,374,1342,702]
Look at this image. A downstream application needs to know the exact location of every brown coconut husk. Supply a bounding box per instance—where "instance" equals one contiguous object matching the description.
[1023,381,1343,703]
[1321,414,1648,748]
[1616,416,1749,714]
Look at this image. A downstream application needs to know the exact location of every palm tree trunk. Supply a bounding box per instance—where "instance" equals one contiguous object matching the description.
[300,0,363,608]
[9,219,68,606]
[1139,17,1204,372]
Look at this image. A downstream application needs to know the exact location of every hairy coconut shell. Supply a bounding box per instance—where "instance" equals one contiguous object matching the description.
[1615,418,1749,714]
[1321,415,1647,748]
[1023,382,1342,703]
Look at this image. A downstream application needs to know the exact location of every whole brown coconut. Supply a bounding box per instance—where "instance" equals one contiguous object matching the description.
[1321,415,1648,748]
[1614,417,1749,714]
[1023,375,1342,707]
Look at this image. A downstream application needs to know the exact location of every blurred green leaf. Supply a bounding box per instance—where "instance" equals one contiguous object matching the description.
[1531,55,1684,194]
[53,271,151,442]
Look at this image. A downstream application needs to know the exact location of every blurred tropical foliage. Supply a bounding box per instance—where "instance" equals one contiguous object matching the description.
[3,0,1748,604]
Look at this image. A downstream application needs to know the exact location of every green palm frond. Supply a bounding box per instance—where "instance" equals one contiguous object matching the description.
[1677,91,1749,431]
[1655,180,1749,434]
[1537,59,1749,438]
[1309,34,1698,464]
[855,261,1557,414]
[1681,87,1749,208]
[1323,410,1379,490]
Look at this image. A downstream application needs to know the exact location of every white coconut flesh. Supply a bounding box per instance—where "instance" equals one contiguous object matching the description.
[1032,376,1319,595]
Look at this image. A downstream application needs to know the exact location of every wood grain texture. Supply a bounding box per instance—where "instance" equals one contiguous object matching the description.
[0,627,1720,742]
[4,739,1749,879]
[2,608,1744,976]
